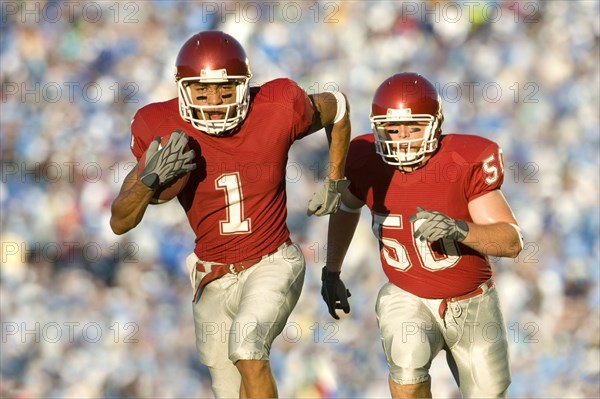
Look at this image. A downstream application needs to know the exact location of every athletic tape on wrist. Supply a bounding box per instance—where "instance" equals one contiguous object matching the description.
[325,91,347,123]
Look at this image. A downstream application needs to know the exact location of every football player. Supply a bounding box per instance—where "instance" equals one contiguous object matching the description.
[322,73,523,398]
[110,31,350,398]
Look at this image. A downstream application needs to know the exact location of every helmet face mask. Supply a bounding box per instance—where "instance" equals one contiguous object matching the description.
[370,73,443,168]
[371,112,439,167]
[175,31,253,136]
[178,74,250,135]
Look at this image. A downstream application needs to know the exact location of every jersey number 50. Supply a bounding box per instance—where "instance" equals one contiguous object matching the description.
[373,214,461,272]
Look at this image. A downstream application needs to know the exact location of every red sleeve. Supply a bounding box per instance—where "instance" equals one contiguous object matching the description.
[290,85,315,141]
[466,142,504,201]
[130,110,154,161]
[263,78,315,141]
[345,135,375,202]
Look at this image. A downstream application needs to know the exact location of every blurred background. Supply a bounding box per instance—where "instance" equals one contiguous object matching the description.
[1,0,598,397]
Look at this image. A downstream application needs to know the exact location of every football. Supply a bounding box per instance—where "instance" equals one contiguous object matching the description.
[137,136,191,203]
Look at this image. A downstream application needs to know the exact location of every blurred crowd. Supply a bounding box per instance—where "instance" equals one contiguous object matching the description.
[1,0,598,398]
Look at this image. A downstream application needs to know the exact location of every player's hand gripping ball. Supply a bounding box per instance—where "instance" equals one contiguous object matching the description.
[138,130,196,203]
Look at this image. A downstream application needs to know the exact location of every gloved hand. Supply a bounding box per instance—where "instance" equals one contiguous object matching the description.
[307,178,351,216]
[139,130,196,189]
[321,267,351,319]
[409,206,469,242]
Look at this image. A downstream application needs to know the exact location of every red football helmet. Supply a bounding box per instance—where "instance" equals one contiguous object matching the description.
[370,73,443,167]
[175,31,252,135]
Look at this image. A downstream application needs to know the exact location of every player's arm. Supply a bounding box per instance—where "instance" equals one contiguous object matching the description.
[410,190,523,258]
[462,189,523,258]
[308,91,350,180]
[306,92,351,216]
[110,130,195,235]
[322,189,364,319]
[110,165,155,235]
[325,189,365,272]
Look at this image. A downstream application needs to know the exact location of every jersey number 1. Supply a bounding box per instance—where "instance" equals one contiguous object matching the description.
[215,172,251,235]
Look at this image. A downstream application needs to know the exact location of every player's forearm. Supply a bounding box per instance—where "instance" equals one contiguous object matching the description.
[326,113,350,180]
[325,209,360,272]
[462,222,523,258]
[110,179,154,235]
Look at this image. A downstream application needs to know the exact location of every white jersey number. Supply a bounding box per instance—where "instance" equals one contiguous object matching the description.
[373,213,460,272]
[215,172,251,235]
[482,148,504,185]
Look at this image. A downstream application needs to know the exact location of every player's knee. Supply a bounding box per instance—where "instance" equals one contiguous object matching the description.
[384,332,435,373]
[389,365,430,386]
[389,374,432,398]
[235,359,271,378]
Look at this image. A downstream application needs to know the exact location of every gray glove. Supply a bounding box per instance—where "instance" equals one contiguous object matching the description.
[409,206,469,242]
[307,178,351,216]
[139,130,196,189]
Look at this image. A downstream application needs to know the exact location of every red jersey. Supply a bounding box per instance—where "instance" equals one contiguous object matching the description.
[130,79,315,263]
[346,134,505,298]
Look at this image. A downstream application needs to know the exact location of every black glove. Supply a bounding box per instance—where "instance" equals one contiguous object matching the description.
[321,267,351,319]
[409,206,469,242]
[139,130,196,189]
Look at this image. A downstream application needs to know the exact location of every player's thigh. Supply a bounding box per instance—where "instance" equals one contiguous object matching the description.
[192,273,239,368]
[376,282,444,385]
[446,287,511,398]
[229,242,305,363]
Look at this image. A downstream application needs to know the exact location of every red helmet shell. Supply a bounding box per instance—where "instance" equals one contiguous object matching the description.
[370,73,444,167]
[371,73,442,121]
[175,31,251,81]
